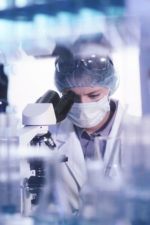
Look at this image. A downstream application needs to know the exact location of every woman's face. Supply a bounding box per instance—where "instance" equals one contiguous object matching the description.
[63,86,109,103]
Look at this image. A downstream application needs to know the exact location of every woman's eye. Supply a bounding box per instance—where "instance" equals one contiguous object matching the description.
[89,94,100,98]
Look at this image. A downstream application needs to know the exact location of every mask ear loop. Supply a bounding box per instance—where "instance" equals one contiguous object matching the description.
[109,88,114,96]
[107,88,111,97]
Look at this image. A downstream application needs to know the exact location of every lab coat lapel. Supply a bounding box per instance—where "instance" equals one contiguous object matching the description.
[103,102,125,177]
[55,118,86,188]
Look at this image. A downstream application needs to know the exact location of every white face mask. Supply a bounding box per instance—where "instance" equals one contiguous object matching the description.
[67,96,110,128]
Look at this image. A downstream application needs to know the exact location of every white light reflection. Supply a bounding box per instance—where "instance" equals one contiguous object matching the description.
[15,0,28,7]
[0,1,7,10]
[7,56,57,120]
[112,46,142,117]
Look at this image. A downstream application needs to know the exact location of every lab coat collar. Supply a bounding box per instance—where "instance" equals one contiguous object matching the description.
[55,117,86,188]
[103,101,126,177]
[55,118,75,148]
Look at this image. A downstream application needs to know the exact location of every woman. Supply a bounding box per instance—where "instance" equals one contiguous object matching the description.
[49,40,125,212]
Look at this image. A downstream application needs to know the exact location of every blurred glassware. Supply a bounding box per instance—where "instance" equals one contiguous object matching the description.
[0,214,33,225]
[0,112,20,214]
[0,111,61,223]
[32,153,72,225]
[94,136,122,179]
[78,159,126,225]
[0,112,34,225]
[122,115,150,225]
[76,136,129,225]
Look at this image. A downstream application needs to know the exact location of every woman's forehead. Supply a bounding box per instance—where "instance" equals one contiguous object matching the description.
[63,86,109,95]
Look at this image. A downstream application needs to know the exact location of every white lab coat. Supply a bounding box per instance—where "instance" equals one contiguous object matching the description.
[49,101,126,211]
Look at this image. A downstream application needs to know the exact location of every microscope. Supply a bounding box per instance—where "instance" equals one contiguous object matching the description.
[18,90,75,215]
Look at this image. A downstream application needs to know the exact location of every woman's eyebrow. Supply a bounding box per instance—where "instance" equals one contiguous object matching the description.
[87,90,101,94]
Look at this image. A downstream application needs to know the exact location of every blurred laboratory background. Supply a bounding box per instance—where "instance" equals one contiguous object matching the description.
[1,1,150,225]
[0,0,150,119]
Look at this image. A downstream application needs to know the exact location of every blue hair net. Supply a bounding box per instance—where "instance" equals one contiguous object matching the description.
[54,53,119,96]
